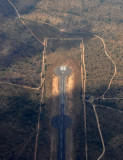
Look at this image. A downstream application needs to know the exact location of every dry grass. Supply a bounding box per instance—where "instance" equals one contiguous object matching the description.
[44,39,83,160]
[0,84,41,159]
[0,54,42,87]
[84,37,114,97]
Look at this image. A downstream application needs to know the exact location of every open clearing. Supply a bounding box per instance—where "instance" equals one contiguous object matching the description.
[0,1,122,160]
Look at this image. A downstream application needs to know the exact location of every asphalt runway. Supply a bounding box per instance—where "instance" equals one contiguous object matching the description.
[53,66,72,160]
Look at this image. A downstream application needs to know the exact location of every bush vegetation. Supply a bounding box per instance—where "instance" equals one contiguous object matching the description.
[0,0,122,159]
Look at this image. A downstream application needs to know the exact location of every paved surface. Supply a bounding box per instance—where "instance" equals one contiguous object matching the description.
[52,66,72,160]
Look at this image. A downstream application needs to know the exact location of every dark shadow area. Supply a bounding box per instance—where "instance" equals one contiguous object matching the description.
[0,36,43,68]
[0,1,44,70]
[52,114,72,160]
[22,19,62,41]
[0,1,93,69]
[0,83,122,159]
[65,22,94,41]
[22,18,94,43]
[85,83,123,111]
[11,0,41,14]
[46,39,81,54]
[86,102,103,160]
[94,98,119,109]
[0,1,122,159]
[63,30,94,40]
[85,84,123,102]
[96,106,123,160]
[104,84,123,98]
[0,18,44,68]
[45,84,86,160]
[0,0,16,19]
[0,93,40,159]
[52,115,72,129]
[45,84,122,160]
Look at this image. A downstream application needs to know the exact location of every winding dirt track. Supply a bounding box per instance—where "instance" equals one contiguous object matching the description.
[1,0,46,92]
[21,16,64,33]
[85,35,120,160]
[4,2,122,160]
[34,39,47,160]
[8,0,20,18]
[80,39,88,160]
[92,104,105,160]
[15,136,31,160]
[0,81,40,90]
[95,35,117,99]
[103,97,123,100]
[82,36,106,160]
[8,0,44,46]
[96,105,123,114]
[7,1,46,160]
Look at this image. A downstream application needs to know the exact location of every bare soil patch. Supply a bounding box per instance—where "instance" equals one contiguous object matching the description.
[45,39,82,160]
